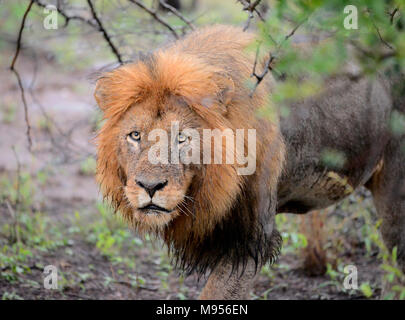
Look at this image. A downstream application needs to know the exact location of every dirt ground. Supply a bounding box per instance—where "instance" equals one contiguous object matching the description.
[0,47,385,300]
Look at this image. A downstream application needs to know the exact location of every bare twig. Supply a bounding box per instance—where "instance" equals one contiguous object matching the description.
[370,18,394,50]
[128,0,179,39]
[250,43,275,96]
[10,0,34,150]
[11,0,125,150]
[87,0,123,64]
[12,71,33,150]
[284,18,307,42]
[33,0,97,28]
[251,41,262,79]
[389,8,399,25]
[238,0,264,31]
[10,1,34,70]
[159,0,195,31]
[250,17,308,94]
[34,0,123,63]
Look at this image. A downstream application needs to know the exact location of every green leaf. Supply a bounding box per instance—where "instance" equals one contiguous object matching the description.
[360,283,373,298]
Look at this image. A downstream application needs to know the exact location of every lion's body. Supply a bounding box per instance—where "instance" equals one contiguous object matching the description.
[94,25,405,299]
[278,76,392,213]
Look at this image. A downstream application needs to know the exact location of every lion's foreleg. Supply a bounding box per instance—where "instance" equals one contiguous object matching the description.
[367,136,405,298]
[368,138,405,271]
[199,260,258,300]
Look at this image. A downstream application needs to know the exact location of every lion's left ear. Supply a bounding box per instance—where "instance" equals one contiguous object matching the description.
[201,77,235,116]
[218,77,235,106]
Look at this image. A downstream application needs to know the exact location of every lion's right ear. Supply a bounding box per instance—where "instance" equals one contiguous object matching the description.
[94,78,109,112]
[93,65,149,115]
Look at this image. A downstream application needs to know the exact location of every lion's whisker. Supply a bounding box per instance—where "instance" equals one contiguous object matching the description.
[183,195,195,203]
[176,205,189,217]
[178,200,195,218]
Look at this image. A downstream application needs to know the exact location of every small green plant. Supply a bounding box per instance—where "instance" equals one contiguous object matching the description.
[0,171,65,285]
[275,214,308,255]
[378,244,405,299]
[86,202,132,259]
[2,291,23,300]
[360,282,373,298]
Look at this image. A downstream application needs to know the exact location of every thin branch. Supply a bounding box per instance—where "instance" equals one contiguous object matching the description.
[128,0,179,39]
[251,41,262,79]
[33,0,97,28]
[87,0,123,64]
[238,0,264,31]
[11,70,33,150]
[370,18,394,50]
[250,53,274,96]
[11,0,126,151]
[10,0,34,150]
[159,0,195,31]
[389,8,398,25]
[250,17,308,94]
[10,1,34,70]
[34,0,124,64]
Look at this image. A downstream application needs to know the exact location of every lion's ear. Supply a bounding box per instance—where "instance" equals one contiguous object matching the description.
[201,77,235,116]
[94,78,109,112]
[217,77,235,107]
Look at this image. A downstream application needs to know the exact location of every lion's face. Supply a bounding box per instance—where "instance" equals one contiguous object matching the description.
[116,96,203,228]
[95,51,249,238]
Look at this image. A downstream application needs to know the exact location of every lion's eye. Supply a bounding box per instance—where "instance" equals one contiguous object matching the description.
[178,132,187,143]
[128,131,141,142]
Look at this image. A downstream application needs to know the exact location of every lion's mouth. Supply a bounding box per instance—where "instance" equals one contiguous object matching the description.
[140,204,172,214]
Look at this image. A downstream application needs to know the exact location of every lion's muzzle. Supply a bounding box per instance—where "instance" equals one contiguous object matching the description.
[136,179,168,198]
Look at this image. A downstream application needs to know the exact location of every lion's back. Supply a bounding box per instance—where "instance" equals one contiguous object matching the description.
[170,25,257,76]
[176,25,254,53]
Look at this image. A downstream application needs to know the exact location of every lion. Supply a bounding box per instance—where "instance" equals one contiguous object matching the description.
[94,25,405,299]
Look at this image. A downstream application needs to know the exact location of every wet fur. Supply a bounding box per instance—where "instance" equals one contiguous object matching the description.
[95,25,285,276]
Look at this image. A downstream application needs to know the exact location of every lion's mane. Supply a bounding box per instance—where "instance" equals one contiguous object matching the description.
[95,25,285,275]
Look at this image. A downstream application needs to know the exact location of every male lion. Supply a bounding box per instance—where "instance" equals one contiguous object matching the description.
[94,25,405,299]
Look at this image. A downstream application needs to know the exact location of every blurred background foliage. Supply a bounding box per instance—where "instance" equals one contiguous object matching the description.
[254,0,405,120]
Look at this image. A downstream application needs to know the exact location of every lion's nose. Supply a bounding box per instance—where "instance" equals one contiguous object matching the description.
[136,179,168,198]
